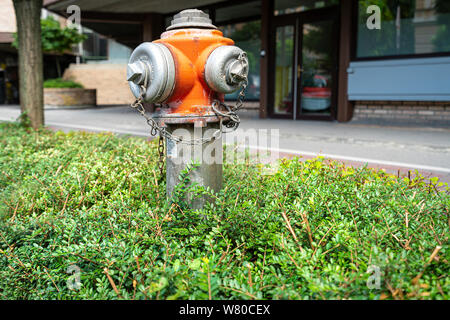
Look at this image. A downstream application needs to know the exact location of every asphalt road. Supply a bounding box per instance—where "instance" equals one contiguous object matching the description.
[1,105,449,182]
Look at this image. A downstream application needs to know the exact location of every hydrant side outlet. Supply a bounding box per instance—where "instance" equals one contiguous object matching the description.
[127,43,176,103]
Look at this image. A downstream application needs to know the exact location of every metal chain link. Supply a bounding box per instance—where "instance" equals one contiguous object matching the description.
[158,135,165,176]
[211,78,247,133]
[130,93,227,145]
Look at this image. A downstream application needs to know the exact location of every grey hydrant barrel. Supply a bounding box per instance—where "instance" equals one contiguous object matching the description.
[165,123,223,209]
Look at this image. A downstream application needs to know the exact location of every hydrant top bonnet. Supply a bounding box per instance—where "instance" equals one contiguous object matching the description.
[166,9,217,30]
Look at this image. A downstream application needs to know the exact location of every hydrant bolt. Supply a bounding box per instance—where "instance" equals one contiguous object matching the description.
[227,59,248,85]
[127,61,149,86]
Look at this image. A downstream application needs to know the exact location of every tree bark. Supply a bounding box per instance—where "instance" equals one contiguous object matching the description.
[55,56,61,78]
[13,0,44,129]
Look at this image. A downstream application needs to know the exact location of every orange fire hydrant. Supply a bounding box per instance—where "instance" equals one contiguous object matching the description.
[127,9,249,208]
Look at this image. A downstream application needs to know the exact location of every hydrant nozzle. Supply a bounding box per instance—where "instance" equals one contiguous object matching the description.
[126,61,148,86]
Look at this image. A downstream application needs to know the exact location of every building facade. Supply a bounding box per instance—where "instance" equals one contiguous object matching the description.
[42,0,450,126]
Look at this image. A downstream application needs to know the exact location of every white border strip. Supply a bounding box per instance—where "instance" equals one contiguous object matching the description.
[243,145,450,173]
[45,121,149,137]
[0,117,147,136]
[1,118,448,174]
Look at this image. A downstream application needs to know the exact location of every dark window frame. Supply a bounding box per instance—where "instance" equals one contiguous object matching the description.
[81,30,109,61]
[215,15,261,27]
[220,18,263,102]
[351,0,450,62]
[273,0,340,17]
[296,7,339,121]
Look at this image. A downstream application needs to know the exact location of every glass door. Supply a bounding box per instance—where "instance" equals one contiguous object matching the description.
[296,11,339,119]
[270,7,339,120]
[271,17,296,118]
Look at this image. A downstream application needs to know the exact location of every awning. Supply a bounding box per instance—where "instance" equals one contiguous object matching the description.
[44,0,224,14]
[44,0,227,48]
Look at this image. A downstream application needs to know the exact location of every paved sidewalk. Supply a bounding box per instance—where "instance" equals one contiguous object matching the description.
[1,105,449,182]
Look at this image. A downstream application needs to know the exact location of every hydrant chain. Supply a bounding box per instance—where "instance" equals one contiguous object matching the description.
[130,78,247,144]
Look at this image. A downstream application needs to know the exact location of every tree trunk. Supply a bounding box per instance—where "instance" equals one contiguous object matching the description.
[13,0,44,129]
[55,56,61,78]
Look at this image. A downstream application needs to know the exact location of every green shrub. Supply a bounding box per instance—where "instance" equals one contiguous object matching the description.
[13,16,87,78]
[44,78,83,89]
[0,122,448,300]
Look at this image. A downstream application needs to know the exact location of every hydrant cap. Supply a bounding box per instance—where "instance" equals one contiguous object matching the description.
[205,46,249,94]
[166,9,217,30]
[127,42,175,103]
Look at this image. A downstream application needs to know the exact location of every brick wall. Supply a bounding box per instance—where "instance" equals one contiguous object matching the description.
[44,88,96,106]
[0,0,16,34]
[352,101,450,127]
[63,63,263,108]
[63,63,135,105]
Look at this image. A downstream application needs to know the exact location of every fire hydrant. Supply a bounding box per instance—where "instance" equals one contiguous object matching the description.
[127,9,249,209]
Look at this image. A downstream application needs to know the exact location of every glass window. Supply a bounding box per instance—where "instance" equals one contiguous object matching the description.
[216,1,261,23]
[164,16,172,29]
[221,21,261,101]
[357,0,450,58]
[82,28,108,61]
[274,0,339,16]
[300,20,335,115]
[274,25,294,115]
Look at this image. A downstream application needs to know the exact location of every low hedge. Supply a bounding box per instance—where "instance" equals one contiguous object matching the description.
[43,78,83,89]
[0,122,448,300]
